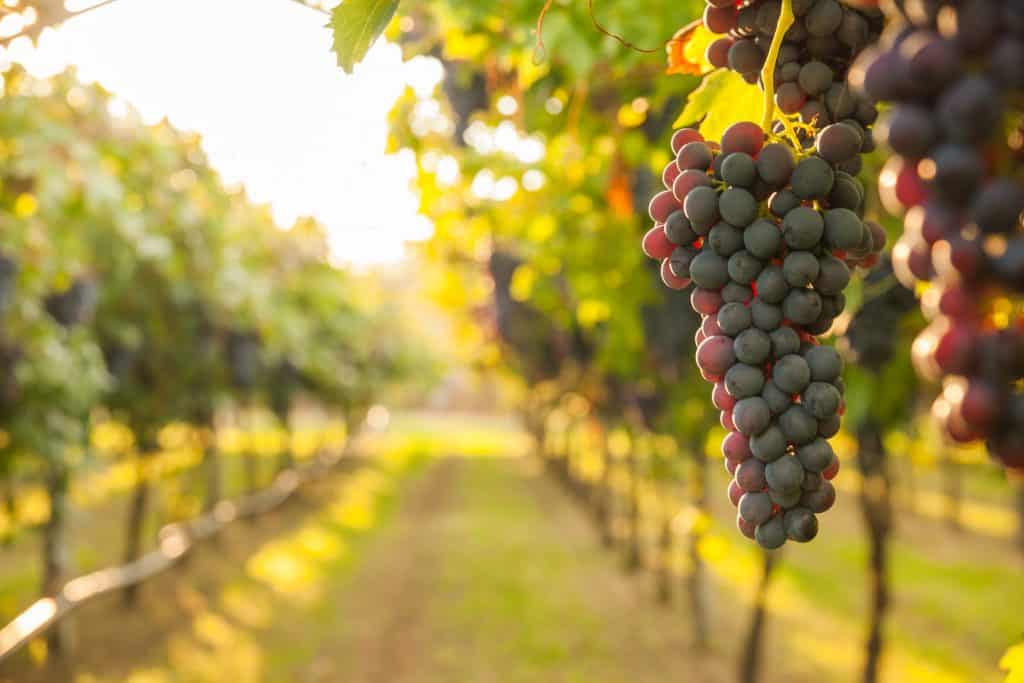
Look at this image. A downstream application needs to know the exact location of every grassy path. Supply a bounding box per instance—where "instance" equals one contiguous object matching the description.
[3,424,1020,683]
[290,453,731,683]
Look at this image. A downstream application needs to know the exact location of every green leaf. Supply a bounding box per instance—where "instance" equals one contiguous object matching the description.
[330,0,400,74]
[672,69,762,141]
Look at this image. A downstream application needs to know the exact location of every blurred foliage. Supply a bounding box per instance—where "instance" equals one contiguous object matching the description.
[0,66,425,487]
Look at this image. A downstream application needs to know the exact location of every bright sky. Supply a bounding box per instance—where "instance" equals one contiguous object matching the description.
[10,0,441,265]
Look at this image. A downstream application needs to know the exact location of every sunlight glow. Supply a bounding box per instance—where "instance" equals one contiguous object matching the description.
[13,0,440,265]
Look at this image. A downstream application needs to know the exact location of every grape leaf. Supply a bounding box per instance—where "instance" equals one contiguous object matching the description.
[1002,642,1024,683]
[666,20,715,77]
[672,69,762,141]
[330,0,400,74]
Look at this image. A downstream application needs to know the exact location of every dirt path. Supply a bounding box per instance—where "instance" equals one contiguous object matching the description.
[303,455,732,683]
[300,458,460,683]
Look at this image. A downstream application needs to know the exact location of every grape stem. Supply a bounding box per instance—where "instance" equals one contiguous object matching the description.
[759,0,798,142]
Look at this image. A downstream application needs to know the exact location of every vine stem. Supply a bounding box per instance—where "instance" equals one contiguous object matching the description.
[759,0,796,136]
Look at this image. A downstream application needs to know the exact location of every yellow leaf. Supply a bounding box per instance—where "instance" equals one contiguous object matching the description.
[673,69,762,141]
[14,193,37,217]
[510,264,535,302]
[666,20,715,76]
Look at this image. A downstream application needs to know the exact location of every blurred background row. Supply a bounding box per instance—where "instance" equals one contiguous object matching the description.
[0,1,1021,682]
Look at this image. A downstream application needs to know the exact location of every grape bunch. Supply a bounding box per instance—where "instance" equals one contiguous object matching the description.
[843,254,918,370]
[225,330,262,390]
[702,0,883,162]
[642,121,885,547]
[0,253,16,313]
[43,278,97,328]
[850,0,1024,468]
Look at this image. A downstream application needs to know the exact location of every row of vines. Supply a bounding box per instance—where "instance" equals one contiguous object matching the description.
[325,0,1024,680]
[0,53,422,664]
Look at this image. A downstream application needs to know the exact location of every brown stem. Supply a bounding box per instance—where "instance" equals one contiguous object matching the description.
[739,550,777,683]
[688,444,710,650]
[941,448,962,531]
[1014,479,1024,559]
[121,461,151,606]
[623,434,642,572]
[857,420,892,683]
[655,494,673,605]
[595,424,614,547]
[42,467,75,657]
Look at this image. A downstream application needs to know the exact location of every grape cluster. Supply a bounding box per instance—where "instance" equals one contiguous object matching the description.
[225,330,263,391]
[642,121,885,547]
[702,0,882,162]
[851,0,1024,468]
[843,254,918,370]
[43,278,97,328]
[0,253,16,313]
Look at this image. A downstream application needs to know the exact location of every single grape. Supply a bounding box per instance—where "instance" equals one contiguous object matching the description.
[671,128,703,155]
[696,335,737,377]
[798,60,834,96]
[818,414,841,438]
[783,251,821,288]
[769,189,801,218]
[744,219,783,260]
[828,172,864,212]
[664,210,697,245]
[723,430,754,461]
[684,185,722,228]
[733,396,772,436]
[643,225,676,260]
[690,250,731,289]
[718,302,754,336]
[722,153,757,187]
[784,507,819,542]
[677,141,715,171]
[762,380,793,416]
[719,187,759,227]
[805,0,843,37]
[691,288,724,316]
[802,382,842,419]
[782,288,823,326]
[713,382,736,412]
[725,362,767,399]
[756,144,796,188]
[734,328,772,365]
[801,480,836,513]
[751,298,784,331]
[728,39,764,77]
[669,246,696,279]
[674,169,715,203]
[740,492,775,525]
[722,281,754,304]
[766,455,805,493]
[816,122,862,164]
[782,206,825,249]
[780,404,821,450]
[729,478,745,507]
[721,121,765,158]
[803,345,843,382]
[751,424,788,463]
[737,458,768,493]
[814,255,851,295]
[708,222,745,257]
[755,266,790,305]
[755,515,787,549]
[728,250,765,284]
[823,208,866,251]
[791,156,835,200]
